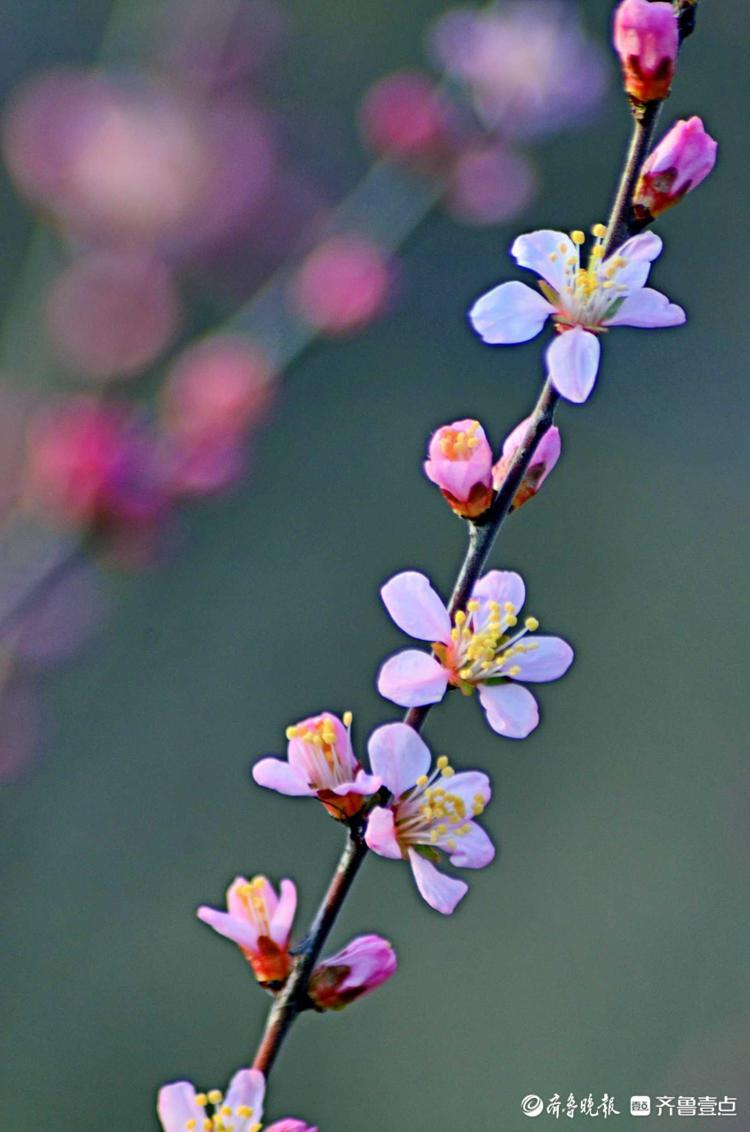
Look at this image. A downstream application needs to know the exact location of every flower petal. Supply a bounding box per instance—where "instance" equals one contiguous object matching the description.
[478,682,539,738]
[157,1082,199,1132]
[546,327,600,404]
[269,878,297,947]
[225,1069,266,1124]
[365,805,402,859]
[377,649,449,708]
[505,636,574,682]
[618,231,663,263]
[443,821,495,869]
[408,848,468,914]
[266,1122,317,1132]
[471,569,526,622]
[331,770,381,796]
[196,907,259,951]
[607,232,663,290]
[367,721,432,796]
[469,281,553,344]
[605,287,686,328]
[381,571,451,643]
[252,758,314,796]
[439,769,491,812]
[511,229,576,292]
[227,874,273,921]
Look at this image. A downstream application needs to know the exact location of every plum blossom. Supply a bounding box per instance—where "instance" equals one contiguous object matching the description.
[364,723,494,914]
[308,934,397,1011]
[377,570,573,738]
[197,875,296,986]
[424,418,493,518]
[253,711,380,820]
[493,415,561,510]
[613,0,679,104]
[634,116,718,219]
[469,225,686,403]
[158,1067,316,1132]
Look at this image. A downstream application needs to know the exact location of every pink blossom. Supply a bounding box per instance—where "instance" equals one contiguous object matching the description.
[253,712,380,820]
[308,934,397,1010]
[377,570,573,738]
[445,142,536,227]
[634,117,718,219]
[359,71,457,166]
[364,723,494,914]
[469,226,685,403]
[158,1067,316,1132]
[424,419,493,518]
[613,0,678,104]
[290,234,392,336]
[197,875,296,986]
[163,336,274,440]
[492,416,561,510]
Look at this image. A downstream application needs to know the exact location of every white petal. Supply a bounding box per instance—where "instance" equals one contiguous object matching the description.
[381,571,451,643]
[607,232,662,290]
[605,287,686,329]
[478,682,539,738]
[407,848,468,915]
[225,1068,266,1124]
[377,649,449,708]
[511,229,576,292]
[443,822,495,869]
[546,327,600,404]
[367,722,431,797]
[504,636,574,682]
[617,231,663,263]
[158,1082,199,1132]
[471,570,526,621]
[469,281,553,345]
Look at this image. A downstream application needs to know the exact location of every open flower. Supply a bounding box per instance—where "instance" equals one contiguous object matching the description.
[252,711,380,820]
[197,876,296,987]
[424,418,493,518]
[158,1067,316,1132]
[469,226,685,403]
[364,722,494,914]
[377,570,573,738]
[308,934,397,1011]
[492,415,561,510]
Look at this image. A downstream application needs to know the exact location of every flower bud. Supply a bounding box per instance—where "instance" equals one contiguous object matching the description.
[492,417,561,511]
[634,116,718,218]
[308,935,397,1011]
[613,0,678,103]
[424,418,493,519]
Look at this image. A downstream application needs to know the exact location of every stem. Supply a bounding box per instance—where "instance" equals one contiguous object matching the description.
[250,72,678,1079]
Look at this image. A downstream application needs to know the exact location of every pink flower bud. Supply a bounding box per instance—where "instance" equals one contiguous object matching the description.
[424,419,493,519]
[308,935,397,1011]
[634,115,718,218]
[492,417,561,511]
[613,0,678,103]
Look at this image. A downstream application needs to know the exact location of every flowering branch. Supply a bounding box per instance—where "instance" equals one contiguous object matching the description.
[246,0,707,1089]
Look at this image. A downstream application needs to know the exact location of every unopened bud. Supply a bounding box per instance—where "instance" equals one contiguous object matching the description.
[634,116,718,219]
[308,935,397,1011]
[492,417,561,512]
[424,418,493,519]
[613,0,678,103]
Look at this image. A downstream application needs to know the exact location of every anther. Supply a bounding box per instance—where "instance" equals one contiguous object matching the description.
[571,230,586,245]
[415,774,429,787]
[524,616,539,631]
[207,1091,223,1105]
[195,1095,208,1108]
[592,223,607,239]
[343,710,353,727]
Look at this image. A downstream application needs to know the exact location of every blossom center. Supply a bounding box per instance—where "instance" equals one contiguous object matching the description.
[189,1090,261,1132]
[544,225,630,332]
[438,420,482,461]
[237,878,272,937]
[435,597,540,689]
[395,758,485,853]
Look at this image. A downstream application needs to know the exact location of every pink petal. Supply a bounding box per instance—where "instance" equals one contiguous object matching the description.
[471,569,526,618]
[225,1069,266,1122]
[196,906,259,950]
[269,878,297,947]
[407,848,468,914]
[367,721,431,796]
[469,280,553,344]
[617,231,663,263]
[511,229,576,293]
[252,757,314,796]
[377,649,449,708]
[440,769,492,812]
[331,770,381,796]
[227,874,267,921]
[443,821,495,869]
[157,1081,199,1132]
[365,805,402,859]
[381,571,451,643]
[266,1122,317,1132]
[605,287,686,328]
[607,233,662,290]
[546,327,600,404]
[506,636,574,682]
[478,682,539,738]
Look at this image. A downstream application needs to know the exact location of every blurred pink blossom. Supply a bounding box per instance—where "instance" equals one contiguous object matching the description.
[290,234,393,336]
[359,70,458,166]
[162,0,289,90]
[46,251,180,380]
[445,142,536,226]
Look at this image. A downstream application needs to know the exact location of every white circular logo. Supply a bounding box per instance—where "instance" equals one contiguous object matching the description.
[522,1095,545,1118]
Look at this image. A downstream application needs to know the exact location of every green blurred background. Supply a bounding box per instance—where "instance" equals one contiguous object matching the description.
[1,1,748,1129]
